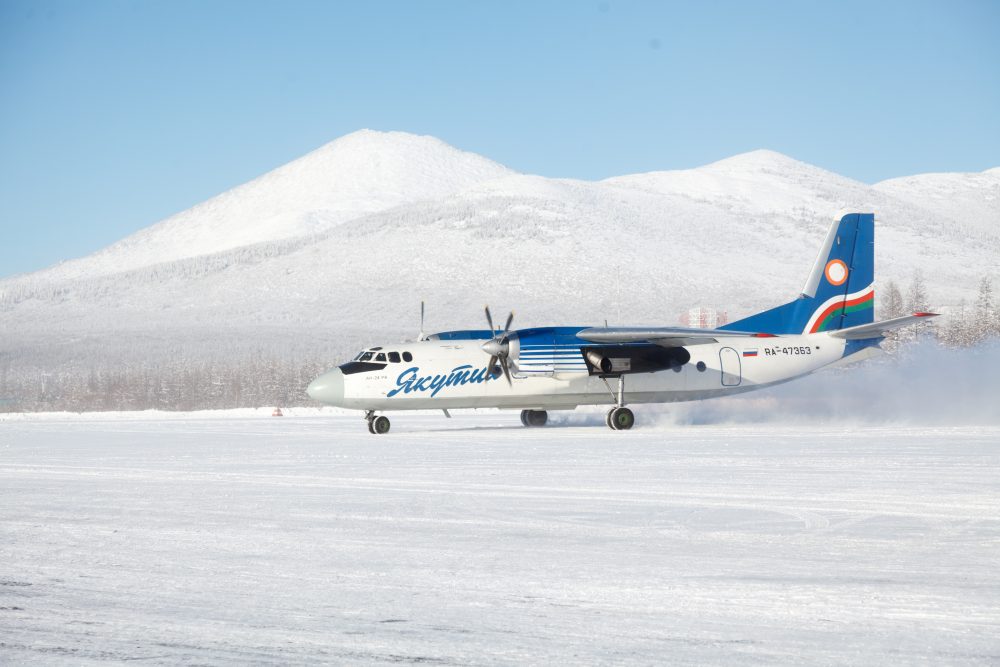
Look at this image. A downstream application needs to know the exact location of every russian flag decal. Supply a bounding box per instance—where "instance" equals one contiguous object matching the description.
[743,349,758,358]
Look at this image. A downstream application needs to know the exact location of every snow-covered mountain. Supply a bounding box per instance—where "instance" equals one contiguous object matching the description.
[874,168,1000,237]
[38,130,513,280]
[2,131,997,381]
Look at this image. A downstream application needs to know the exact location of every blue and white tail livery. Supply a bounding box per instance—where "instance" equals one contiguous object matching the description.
[722,213,875,335]
[308,213,937,433]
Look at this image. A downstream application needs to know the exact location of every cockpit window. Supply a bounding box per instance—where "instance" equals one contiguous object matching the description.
[402,351,413,362]
[340,361,387,375]
[375,352,386,362]
[358,351,373,362]
[388,352,400,363]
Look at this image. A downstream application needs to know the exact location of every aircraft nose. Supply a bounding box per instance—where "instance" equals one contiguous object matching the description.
[307,368,345,406]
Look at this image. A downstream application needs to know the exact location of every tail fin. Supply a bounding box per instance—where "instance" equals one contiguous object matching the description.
[721,213,875,335]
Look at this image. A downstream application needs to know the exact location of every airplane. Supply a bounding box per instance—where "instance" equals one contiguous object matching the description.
[307,213,937,433]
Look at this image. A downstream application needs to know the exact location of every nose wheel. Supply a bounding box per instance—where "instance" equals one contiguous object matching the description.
[365,411,391,434]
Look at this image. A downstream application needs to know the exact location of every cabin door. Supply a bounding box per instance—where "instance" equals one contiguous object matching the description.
[719,347,742,386]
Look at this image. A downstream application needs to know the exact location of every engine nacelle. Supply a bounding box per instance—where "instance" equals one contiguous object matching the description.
[583,345,690,376]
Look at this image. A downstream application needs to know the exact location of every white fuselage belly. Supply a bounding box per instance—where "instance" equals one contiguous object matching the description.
[338,334,845,411]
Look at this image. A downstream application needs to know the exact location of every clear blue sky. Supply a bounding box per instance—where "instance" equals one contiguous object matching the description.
[2,0,998,278]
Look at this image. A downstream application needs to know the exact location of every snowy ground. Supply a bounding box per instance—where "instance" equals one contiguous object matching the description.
[2,409,999,665]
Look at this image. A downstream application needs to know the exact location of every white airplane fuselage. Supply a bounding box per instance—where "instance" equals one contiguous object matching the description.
[308,330,855,412]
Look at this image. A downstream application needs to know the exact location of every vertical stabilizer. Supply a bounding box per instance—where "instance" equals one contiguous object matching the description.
[720,213,875,335]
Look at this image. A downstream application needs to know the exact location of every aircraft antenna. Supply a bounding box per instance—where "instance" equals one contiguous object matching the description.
[616,264,621,324]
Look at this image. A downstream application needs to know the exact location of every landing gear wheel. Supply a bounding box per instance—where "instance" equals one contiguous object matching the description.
[608,407,634,431]
[602,375,634,431]
[520,409,548,427]
[371,415,391,434]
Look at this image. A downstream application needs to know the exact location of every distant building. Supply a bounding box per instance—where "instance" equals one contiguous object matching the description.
[680,307,728,329]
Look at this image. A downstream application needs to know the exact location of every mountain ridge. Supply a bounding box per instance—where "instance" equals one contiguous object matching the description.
[2,131,996,361]
[12,132,996,285]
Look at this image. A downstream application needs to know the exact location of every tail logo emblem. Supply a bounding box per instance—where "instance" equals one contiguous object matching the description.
[825,259,848,286]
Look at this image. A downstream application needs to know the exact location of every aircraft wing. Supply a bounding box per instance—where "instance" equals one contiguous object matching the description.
[827,312,939,340]
[575,326,766,348]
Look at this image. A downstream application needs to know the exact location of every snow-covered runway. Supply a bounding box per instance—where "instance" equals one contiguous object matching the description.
[2,411,999,665]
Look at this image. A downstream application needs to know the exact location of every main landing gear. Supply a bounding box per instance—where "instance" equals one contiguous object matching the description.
[602,375,635,430]
[606,406,635,430]
[365,410,390,434]
[520,409,548,427]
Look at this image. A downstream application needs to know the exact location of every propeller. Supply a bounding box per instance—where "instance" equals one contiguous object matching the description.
[481,305,515,385]
[417,300,427,341]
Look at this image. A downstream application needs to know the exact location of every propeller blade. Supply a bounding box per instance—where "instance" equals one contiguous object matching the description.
[485,305,495,335]
[418,300,426,341]
[500,357,513,385]
[481,306,515,385]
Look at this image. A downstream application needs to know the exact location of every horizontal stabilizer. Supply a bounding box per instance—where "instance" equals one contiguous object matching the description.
[827,312,939,340]
[577,326,767,348]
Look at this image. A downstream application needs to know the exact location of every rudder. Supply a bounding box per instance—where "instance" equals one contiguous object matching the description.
[803,213,874,333]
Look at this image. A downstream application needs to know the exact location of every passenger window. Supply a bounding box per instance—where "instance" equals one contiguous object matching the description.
[402,351,413,362]
[696,361,706,372]
[388,352,400,363]
[359,352,373,362]
[375,353,386,362]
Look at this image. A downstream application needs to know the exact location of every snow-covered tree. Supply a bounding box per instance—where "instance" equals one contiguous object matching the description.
[903,271,933,343]
[883,280,905,319]
[905,271,930,314]
[973,276,997,342]
[879,280,906,353]
[939,300,973,348]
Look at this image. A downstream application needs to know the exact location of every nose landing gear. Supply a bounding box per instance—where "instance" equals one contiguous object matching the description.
[365,411,391,434]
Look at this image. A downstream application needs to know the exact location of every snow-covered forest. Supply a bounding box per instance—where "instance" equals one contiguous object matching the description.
[1,274,996,412]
